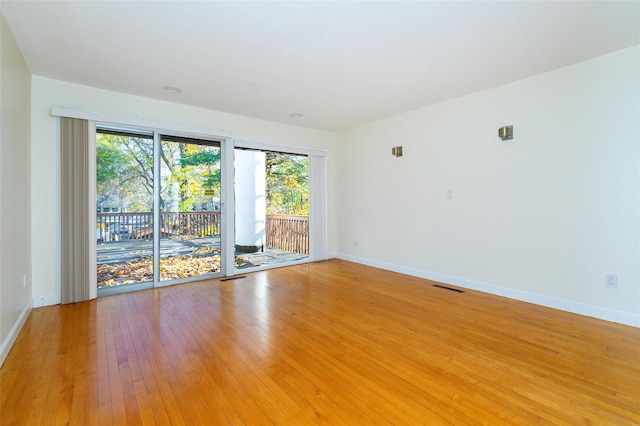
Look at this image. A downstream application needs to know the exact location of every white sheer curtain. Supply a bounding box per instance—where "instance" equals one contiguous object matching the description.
[60,117,96,303]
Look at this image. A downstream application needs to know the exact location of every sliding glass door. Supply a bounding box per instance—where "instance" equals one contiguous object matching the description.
[159,136,222,282]
[95,125,325,295]
[96,130,155,291]
[96,127,225,295]
[234,148,309,272]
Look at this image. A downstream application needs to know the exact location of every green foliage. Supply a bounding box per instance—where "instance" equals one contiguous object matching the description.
[96,132,308,217]
[180,150,220,167]
[182,151,221,191]
[96,140,129,183]
[161,141,221,212]
[266,153,309,215]
[96,133,154,211]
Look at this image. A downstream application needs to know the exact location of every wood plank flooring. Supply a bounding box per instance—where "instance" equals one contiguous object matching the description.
[1,259,639,425]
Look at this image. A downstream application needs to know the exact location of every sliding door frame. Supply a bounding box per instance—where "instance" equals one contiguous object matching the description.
[96,127,230,294]
[232,139,328,274]
[152,131,161,285]
[153,131,229,288]
[222,138,236,276]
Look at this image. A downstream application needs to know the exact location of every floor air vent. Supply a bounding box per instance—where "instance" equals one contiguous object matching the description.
[433,284,465,293]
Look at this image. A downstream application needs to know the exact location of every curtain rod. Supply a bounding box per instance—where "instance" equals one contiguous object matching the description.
[50,106,232,139]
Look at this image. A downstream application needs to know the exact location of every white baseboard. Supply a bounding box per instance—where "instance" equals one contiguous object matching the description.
[33,293,58,308]
[335,253,640,328]
[0,299,33,368]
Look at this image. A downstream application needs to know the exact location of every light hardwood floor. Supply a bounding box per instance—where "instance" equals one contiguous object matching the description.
[1,259,639,425]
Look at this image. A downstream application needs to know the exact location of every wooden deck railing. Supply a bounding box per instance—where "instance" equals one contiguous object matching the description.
[96,211,220,242]
[97,212,309,255]
[265,215,309,255]
[161,211,221,239]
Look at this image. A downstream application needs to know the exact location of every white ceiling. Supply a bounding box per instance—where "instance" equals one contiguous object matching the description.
[2,1,639,131]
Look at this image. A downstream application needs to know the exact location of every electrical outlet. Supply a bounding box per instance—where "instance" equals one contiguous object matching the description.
[446,189,453,200]
[22,273,26,288]
[606,273,618,289]
[353,238,359,246]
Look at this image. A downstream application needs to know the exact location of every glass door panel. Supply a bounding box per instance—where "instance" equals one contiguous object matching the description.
[234,148,309,272]
[159,136,222,281]
[96,131,154,291]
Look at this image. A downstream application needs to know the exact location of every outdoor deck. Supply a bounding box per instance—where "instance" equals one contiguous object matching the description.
[97,211,308,254]
[97,237,307,267]
[96,213,309,288]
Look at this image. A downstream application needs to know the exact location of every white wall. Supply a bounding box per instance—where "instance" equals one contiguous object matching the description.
[0,11,32,366]
[336,46,640,326]
[30,77,336,305]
